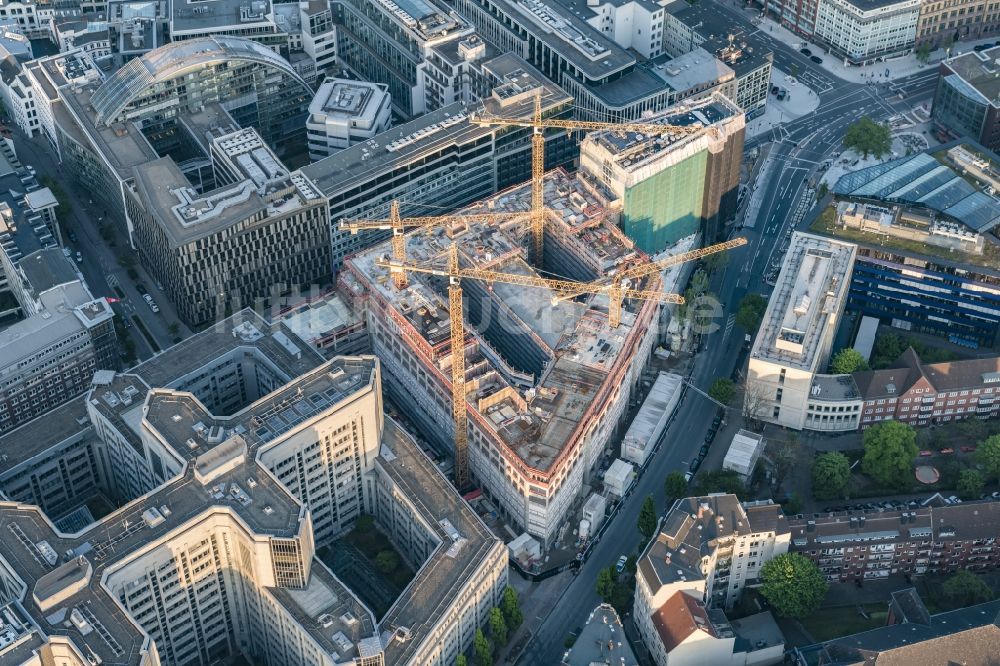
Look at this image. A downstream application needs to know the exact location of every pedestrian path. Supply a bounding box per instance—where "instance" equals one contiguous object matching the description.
[755,12,1000,83]
[746,67,820,139]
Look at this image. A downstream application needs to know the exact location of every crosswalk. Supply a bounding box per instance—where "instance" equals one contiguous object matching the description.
[722,314,736,343]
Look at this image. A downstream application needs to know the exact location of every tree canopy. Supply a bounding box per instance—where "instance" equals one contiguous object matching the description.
[861,420,918,489]
[638,495,658,540]
[735,293,768,334]
[942,570,993,606]
[977,434,1000,480]
[664,471,688,500]
[829,348,870,374]
[957,469,985,500]
[812,452,851,500]
[596,567,616,602]
[708,378,736,406]
[488,607,508,649]
[843,117,892,160]
[501,586,523,630]
[473,628,492,666]
[760,553,828,618]
[692,469,745,499]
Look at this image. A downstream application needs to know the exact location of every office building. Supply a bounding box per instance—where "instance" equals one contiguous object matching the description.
[662,3,774,118]
[916,0,1000,48]
[297,0,337,78]
[0,248,117,434]
[579,93,745,252]
[853,348,1000,427]
[341,167,659,547]
[124,127,331,326]
[826,148,1000,349]
[22,40,313,240]
[306,79,392,160]
[456,0,750,120]
[333,0,486,118]
[746,232,858,430]
[812,0,919,64]
[796,589,1000,666]
[0,310,507,666]
[634,495,790,635]
[168,0,287,50]
[301,53,577,268]
[107,0,167,59]
[934,46,1000,153]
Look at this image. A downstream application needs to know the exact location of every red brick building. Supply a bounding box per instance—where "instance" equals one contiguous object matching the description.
[853,348,1000,428]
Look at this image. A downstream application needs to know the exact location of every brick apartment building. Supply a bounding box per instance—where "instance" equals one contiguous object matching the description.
[853,348,1000,428]
[788,500,1000,582]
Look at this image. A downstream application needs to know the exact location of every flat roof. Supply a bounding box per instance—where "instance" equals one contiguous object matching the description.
[301,54,570,197]
[377,418,503,664]
[750,232,856,373]
[943,46,1000,107]
[666,3,773,77]
[170,0,275,33]
[649,48,735,92]
[309,79,388,120]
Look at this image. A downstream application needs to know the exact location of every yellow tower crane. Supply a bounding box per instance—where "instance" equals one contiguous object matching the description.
[340,200,529,290]
[471,94,718,265]
[555,238,749,306]
[377,244,685,490]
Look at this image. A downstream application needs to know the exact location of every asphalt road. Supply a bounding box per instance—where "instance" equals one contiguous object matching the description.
[515,8,941,664]
[18,132,188,359]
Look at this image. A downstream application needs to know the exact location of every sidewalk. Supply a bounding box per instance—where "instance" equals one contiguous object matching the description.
[746,67,821,139]
[757,12,1000,83]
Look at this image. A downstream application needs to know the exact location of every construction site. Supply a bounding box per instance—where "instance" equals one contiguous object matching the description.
[339,166,663,549]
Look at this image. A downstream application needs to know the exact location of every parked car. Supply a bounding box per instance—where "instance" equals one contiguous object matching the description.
[700,444,710,457]
[136,284,148,296]
[940,448,955,455]
[711,416,722,429]
[67,230,77,242]
[771,85,780,94]
[75,251,82,263]
[689,458,702,473]
[810,55,823,64]
[684,471,693,482]
[705,431,716,444]
[615,555,628,574]
[800,47,812,56]
[919,450,933,457]
[961,446,977,453]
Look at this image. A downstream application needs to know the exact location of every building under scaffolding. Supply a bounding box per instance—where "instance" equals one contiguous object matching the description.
[340,168,663,547]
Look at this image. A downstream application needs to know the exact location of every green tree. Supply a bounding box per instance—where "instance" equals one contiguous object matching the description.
[473,628,492,666]
[915,42,932,64]
[375,550,399,574]
[457,655,468,666]
[488,607,508,648]
[977,434,1000,480]
[957,469,985,500]
[735,293,768,334]
[664,471,688,500]
[692,470,745,498]
[942,570,993,606]
[760,553,828,619]
[861,420,918,490]
[872,333,904,369]
[816,182,829,201]
[812,452,852,500]
[708,378,736,405]
[843,116,892,160]
[501,586,523,630]
[596,567,616,602]
[829,348,870,374]
[638,495,657,540]
[768,435,798,489]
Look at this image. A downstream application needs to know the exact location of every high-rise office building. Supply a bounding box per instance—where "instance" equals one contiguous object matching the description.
[746,232,858,431]
[306,79,392,160]
[0,310,507,666]
[579,93,745,252]
[0,248,117,434]
[125,127,331,326]
[301,53,577,267]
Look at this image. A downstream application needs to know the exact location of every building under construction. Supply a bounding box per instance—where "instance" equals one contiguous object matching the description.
[340,168,663,547]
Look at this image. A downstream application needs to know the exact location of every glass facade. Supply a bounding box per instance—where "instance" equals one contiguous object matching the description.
[622,150,707,253]
[933,74,989,144]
